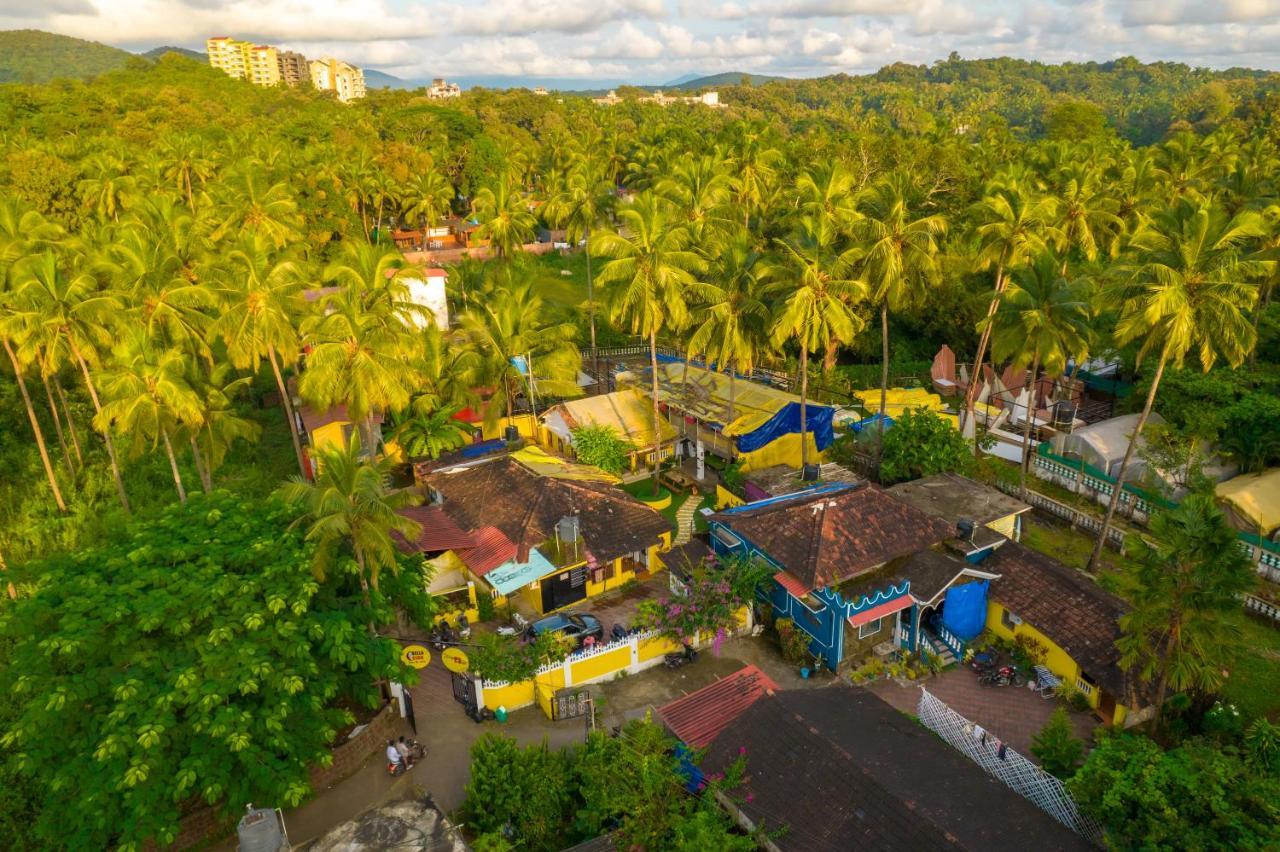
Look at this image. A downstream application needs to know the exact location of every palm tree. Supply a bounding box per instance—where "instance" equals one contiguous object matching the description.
[728,123,782,228]
[656,153,734,250]
[1116,494,1256,724]
[1088,199,1265,571]
[686,229,776,421]
[472,173,536,260]
[544,156,614,374]
[77,151,135,223]
[276,434,421,603]
[212,236,311,476]
[391,406,473,460]
[159,132,216,212]
[985,255,1092,497]
[771,215,867,471]
[595,193,704,494]
[187,362,261,493]
[854,173,946,445]
[795,161,858,233]
[459,279,580,428]
[965,184,1061,448]
[212,170,301,249]
[95,330,204,503]
[10,251,131,511]
[1053,162,1123,273]
[401,171,452,250]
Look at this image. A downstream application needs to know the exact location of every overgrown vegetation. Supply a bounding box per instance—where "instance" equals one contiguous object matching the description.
[570,423,634,475]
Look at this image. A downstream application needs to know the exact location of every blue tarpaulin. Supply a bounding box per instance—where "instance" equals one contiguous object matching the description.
[940,580,989,641]
[847,413,894,433]
[736,402,836,453]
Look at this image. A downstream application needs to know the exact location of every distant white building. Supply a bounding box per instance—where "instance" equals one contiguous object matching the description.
[404,268,450,330]
[428,78,462,99]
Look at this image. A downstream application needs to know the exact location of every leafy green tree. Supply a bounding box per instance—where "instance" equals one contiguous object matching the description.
[1070,733,1280,850]
[472,172,536,260]
[391,405,472,460]
[1030,707,1084,779]
[570,423,634,475]
[595,192,703,494]
[544,154,614,368]
[1218,393,1280,474]
[1089,200,1265,571]
[463,734,573,851]
[401,169,453,250]
[1115,494,1257,722]
[1044,101,1107,141]
[0,492,417,850]
[878,408,976,485]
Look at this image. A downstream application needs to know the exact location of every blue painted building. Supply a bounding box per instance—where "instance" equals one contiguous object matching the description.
[709,482,1005,669]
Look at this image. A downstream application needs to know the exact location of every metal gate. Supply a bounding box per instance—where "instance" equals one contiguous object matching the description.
[451,671,477,715]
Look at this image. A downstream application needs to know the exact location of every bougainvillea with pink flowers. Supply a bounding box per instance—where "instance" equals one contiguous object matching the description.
[634,555,772,647]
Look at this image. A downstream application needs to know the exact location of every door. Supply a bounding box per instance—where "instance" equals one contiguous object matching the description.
[541,568,589,612]
[1097,689,1117,725]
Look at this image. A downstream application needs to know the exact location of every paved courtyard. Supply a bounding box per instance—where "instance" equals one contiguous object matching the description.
[868,667,1100,758]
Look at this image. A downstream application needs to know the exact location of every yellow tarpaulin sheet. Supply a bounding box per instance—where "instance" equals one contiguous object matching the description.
[511,445,620,483]
[855,387,947,415]
[547,389,677,448]
[621,362,804,437]
[738,433,824,473]
[1216,469,1280,535]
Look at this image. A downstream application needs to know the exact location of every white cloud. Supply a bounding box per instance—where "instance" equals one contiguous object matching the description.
[450,0,664,36]
[1121,0,1280,26]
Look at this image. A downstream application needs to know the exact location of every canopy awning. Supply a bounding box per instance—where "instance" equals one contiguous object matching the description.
[1217,469,1280,536]
[847,596,912,628]
[484,547,557,596]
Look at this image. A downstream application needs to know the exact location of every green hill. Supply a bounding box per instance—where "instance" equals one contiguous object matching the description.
[671,71,788,89]
[0,29,135,84]
[142,45,207,63]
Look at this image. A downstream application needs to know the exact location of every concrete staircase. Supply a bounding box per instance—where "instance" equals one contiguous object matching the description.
[673,495,700,545]
[923,631,958,667]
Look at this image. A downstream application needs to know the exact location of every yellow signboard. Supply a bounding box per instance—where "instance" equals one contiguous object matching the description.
[442,647,470,673]
[401,644,431,669]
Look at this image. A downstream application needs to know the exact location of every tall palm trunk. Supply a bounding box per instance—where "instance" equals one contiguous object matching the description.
[965,264,1007,454]
[1088,346,1169,572]
[40,366,75,480]
[268,346,308,476]
[1017,353,1042,500]
[1250,280,1273,369]
[4,339,66,512]
[585,226,598,383]
[190,436,213,493]
[161,428,187,503]
[1152,619,1180,725]
[799,345,810,471]
[650,331,662,497]
[54,377,84,467]
[728,362,737,422]
[70,341,130,513]
[878,301,890,449]
[360,415,379,459]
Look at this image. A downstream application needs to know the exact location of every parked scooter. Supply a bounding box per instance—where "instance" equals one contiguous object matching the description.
[969,650,999,673]
[457,613,472,640]
[387,759,407,777]
[664,644,698,669]
[496,612,529,638]
[610,623,629,641]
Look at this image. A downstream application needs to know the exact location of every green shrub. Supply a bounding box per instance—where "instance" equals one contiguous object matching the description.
[1031,707,1085,779]
[476,590,496,622]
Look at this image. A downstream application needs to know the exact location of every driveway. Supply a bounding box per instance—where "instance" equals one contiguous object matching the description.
[867,667,1099,759]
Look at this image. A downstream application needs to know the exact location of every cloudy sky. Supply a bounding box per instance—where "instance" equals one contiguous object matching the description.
[5,0,1280,83]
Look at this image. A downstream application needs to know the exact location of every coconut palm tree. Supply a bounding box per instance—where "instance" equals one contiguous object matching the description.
[985,254,1092,497]
[795,161,859,234]
[401,170,453,250]
[1053,162,1124,273]
[77,151,135,223]
[391,406,473,460]
[212,236,312,475]
[965,183,1062,448]
[94,330,204,503]
[10,251,131,511]
[472,173,536,260]
[727,123,783,228]
[185,362,261,493]
[276,434,421,601]
[544,156,614,375]
[854,172,946,444]
[771,215,867,471]
[686,229,777,421]
[159,132,217,212]
[212,170,301,249]
[656,153,735,250]
[1088,199,1266,571]
[459,279,581,428]
[595,192,704,494]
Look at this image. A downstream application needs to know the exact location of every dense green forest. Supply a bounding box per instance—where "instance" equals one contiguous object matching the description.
[2,48,1280,849]
[0,30,141,84]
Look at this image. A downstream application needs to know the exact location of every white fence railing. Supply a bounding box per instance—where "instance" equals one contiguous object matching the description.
[994,480,1127,552]
[917,688,1105,847]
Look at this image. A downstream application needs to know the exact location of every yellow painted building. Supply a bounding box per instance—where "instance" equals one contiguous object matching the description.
[206,37,252,79]
[248,45,281,87]
[309,58,367,102]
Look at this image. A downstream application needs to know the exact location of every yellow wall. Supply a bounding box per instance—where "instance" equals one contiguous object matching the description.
[986,513,1020,539]
[737,432,824,473]
[986,601,1129,725]
[715,484,745,510]
[482,679,535,711]
[637,490,672,511]
[310,420,348,453]
[570,645,632,683]
[481,415,546,443]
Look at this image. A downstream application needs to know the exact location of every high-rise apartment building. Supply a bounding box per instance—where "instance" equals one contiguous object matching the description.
[206,36,252,79]
[277,51,309,87]
[309,58,367,102]
[248,45,281,87]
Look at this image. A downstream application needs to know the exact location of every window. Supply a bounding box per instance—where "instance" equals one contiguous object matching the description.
[1001,607,1021,631]
[858,618,883,639]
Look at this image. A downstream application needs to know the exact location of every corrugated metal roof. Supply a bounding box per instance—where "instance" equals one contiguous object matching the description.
[455,525,518,578]
[656,665,779,748]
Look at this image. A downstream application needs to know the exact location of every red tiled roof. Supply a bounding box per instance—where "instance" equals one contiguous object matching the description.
[773,570,811,599]
[299,404,351,434]
[846,595,912,628]
[713,485,953,590]
[455,525,518,577]
[392,505,476,554]
[656,665,779,748]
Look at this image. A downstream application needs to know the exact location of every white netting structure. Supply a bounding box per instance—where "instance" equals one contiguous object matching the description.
[917,687,1105,847]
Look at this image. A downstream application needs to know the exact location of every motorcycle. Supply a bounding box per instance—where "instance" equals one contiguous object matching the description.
[496,612,529,638]
[969,650,999,673]
[457,613,472,640]
[979,665,1024,687]
[387,759,407,777]
[664,644,697,669]
[610,623,629,641]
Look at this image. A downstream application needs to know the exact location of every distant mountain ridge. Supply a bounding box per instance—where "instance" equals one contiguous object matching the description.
[142,45,207,63]
[0,29,134,83]
[668,71,787,89]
